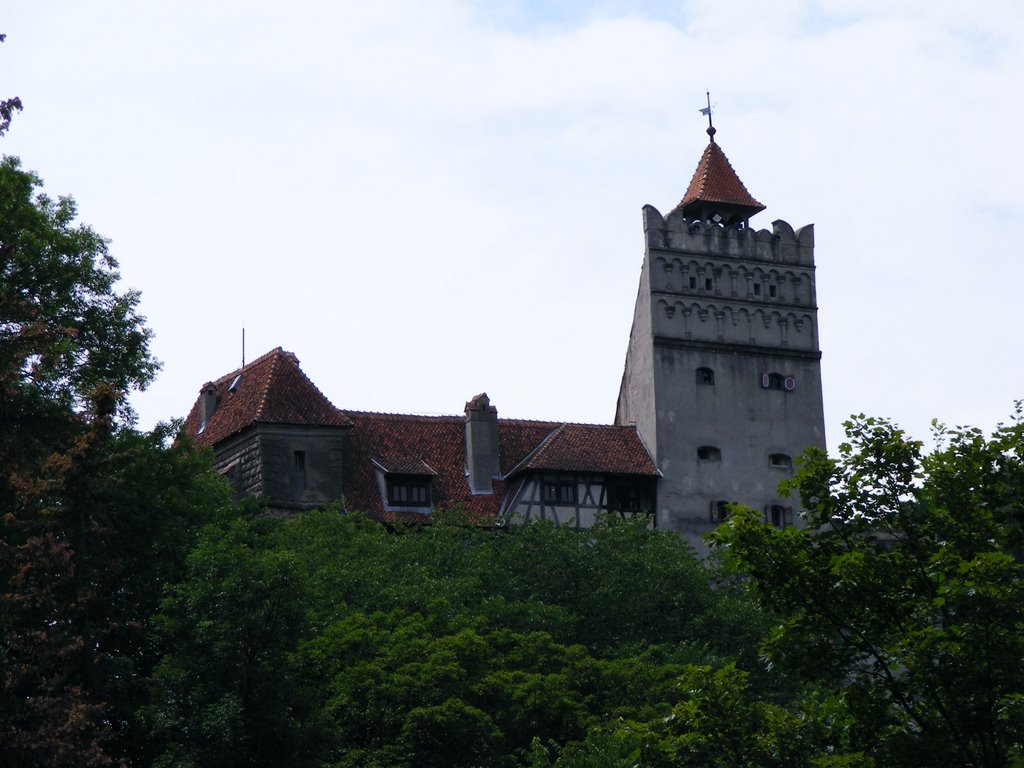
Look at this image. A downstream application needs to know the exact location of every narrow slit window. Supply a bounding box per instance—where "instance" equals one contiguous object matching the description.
[293,450,306,495]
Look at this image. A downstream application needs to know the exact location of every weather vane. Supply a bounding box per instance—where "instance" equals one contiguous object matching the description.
[699,90,716,142]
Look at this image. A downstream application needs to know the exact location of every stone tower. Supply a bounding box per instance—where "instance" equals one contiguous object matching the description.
[615,123,825,549]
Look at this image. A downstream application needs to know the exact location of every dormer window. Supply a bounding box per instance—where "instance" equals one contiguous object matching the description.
[387,476,431,506]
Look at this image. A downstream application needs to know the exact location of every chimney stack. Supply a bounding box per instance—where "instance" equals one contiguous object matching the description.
[465,393,500,494]
[199,382,218,431]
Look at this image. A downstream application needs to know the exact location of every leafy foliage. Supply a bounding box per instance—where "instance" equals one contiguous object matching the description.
[710,412,1024,767]
[149,511,773,767]
[0,156,226,767]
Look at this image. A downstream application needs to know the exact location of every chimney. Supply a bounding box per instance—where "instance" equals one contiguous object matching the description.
[465,393,500,494]
[198,382,218,431]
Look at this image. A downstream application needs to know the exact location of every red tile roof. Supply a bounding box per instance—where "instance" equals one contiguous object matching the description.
[341,412,657,524]
[182,347,351,447]
[676,140,765,218]
[506,423,660,478]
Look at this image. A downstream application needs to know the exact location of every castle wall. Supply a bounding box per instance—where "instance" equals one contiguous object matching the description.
[257,423,345,512]
[211,427,264,500]
[210,424,345,513]
[614,209,659,459]
[617,205,825,551]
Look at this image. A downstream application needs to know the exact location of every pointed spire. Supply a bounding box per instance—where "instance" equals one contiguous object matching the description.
[675,102,765,226]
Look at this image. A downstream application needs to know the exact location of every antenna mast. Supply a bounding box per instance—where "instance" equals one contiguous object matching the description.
[241,326,246,368]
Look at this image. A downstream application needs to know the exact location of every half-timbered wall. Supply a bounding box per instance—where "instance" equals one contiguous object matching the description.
[505,472,656,529]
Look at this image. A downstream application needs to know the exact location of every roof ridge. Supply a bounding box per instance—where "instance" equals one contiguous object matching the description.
[253,347,282,421]
[211,345,285,386]
[344,410,464,421]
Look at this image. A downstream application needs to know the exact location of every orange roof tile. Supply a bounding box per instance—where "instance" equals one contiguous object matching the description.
[182,347,351,447]
[676,139,765,220]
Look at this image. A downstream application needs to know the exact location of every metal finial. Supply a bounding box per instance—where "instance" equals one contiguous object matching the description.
[699,90,716,142]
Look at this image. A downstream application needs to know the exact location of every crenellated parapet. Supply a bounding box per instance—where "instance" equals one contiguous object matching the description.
[643,205,814,267]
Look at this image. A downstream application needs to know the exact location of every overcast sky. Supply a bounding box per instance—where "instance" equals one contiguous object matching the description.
[4,0,1023,449]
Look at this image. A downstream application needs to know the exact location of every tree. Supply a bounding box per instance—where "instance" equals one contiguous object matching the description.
[0,156,156,428]
[148,515,324,768]
[0,156,223,766]
[710,412,1024,767]
[0,34,23,137]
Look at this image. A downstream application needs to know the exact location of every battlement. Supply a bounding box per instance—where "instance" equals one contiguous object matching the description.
[643,205,814,266]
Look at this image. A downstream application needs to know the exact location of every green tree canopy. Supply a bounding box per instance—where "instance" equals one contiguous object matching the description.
[710,412,1024,767]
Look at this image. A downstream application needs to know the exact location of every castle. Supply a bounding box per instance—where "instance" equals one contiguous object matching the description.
[183,123,826,550]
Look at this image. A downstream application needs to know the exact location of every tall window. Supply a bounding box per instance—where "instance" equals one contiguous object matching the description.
[696,367,715,386]
[768,505,790,527]
[711,500,733,522]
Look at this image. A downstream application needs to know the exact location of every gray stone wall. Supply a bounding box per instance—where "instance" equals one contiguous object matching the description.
[616,206,826,552]
[210,428,263,499]
[257,423,345,512]
[614,214,658,460]
[210,423,345,514]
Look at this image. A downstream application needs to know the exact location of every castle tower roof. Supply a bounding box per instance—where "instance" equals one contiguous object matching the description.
[675,127,765,226]
[182,347,352,447]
